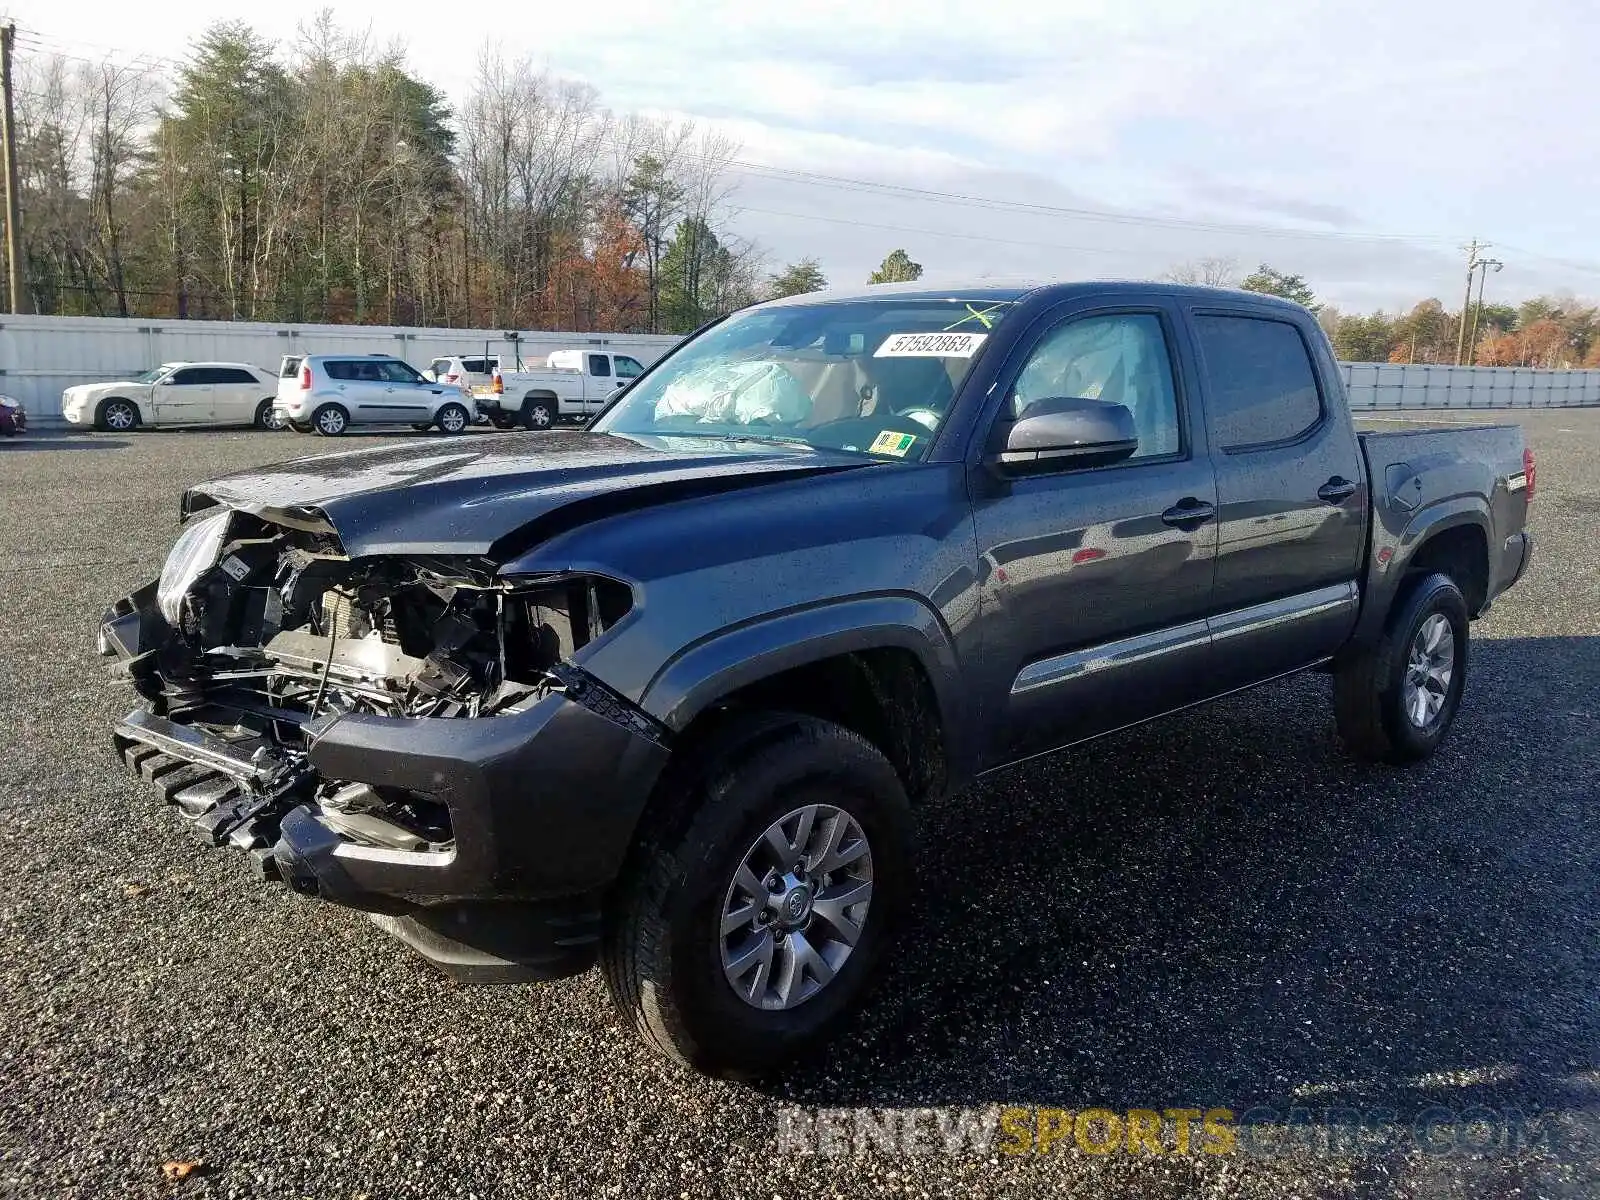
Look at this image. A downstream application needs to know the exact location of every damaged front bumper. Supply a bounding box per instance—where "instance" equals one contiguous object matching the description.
[102,582,670,983]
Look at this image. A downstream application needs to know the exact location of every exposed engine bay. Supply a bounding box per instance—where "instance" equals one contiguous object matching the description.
[141,506,632,727]
[106,504,642,862]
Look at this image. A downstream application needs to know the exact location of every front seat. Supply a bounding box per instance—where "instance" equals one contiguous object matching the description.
[857,355,956,428]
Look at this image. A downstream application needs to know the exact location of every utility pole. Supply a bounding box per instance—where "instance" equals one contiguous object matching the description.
[0,23,30,314]
[1466,257,1503,366]
[1454,240,1488,365]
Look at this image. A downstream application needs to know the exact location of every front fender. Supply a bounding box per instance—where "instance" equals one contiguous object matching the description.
[639,592,971,779]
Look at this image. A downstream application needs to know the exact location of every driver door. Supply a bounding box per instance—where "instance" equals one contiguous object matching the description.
[153,367,215,424]
[969,299,1220,766]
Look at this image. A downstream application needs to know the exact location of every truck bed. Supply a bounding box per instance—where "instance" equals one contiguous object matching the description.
[1356,421,1532,623]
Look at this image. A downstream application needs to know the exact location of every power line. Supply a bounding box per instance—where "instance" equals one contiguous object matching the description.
[4,18,1472,256]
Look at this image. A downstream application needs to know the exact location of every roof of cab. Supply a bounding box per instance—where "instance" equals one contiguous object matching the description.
[756,277,1314,317]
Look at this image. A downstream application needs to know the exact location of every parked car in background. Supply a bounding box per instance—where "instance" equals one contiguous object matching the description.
[62,363,283,431]
[275,354,475,436]
[476,349,646,429]
[426,355,496,392]
[0,395,24,436]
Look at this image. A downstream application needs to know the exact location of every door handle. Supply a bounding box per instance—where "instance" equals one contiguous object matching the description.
[1317,476,1358,504]
[1161,498,1216,529]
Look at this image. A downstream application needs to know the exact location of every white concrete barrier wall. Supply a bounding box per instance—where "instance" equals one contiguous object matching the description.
[0,313,683,428]
[1340,361,1600,410]
[6,312,1600,427]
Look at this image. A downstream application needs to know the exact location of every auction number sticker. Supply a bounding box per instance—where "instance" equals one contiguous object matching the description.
[874,331,987,358]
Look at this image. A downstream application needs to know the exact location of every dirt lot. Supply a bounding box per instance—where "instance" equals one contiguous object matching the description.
[1,413,1597,1198]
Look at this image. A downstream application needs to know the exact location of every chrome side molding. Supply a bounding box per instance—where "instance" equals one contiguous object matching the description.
[1012,582,1359,695]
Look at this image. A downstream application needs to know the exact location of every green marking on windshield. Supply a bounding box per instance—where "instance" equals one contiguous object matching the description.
[943,302,1010,332]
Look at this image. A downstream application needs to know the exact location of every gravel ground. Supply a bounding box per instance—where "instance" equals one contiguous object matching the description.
[1,414,1597,1199]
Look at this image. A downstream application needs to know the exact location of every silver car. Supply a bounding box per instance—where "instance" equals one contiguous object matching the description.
[276,355,476,436]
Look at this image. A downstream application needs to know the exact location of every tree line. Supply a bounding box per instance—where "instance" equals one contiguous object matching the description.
[1169,258,1600,368]
[6,19,783,333]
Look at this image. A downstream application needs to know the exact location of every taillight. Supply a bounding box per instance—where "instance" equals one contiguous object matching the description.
[299,365,311,390]
[1523,447,1536,502]
[493,371,504,395]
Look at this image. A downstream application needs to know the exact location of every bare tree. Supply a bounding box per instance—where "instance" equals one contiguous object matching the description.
[83,60,161,315]
[1162,256,1239,287]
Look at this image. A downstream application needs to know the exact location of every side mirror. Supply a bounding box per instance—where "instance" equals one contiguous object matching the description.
[991,396,1138,473]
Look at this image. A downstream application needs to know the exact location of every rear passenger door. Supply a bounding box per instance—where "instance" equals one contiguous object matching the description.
[153,367,214,424]
[1185,307,1367,692]
[209,366,267,424]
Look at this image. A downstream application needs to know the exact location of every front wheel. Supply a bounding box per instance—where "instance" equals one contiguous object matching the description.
[602,715,912,1077]
[311,403,349,436]
[96,397,140,432]
[1335,572,1469,763]
[435,402,470,434]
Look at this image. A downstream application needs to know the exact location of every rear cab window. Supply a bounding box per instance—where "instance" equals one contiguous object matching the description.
[1192,314,1323,450]
[589,354,612,378]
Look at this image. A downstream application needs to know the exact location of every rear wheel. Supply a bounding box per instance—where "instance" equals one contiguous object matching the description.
[96,397,140,432]
[522,400,553,430]
[254,399,287,431]
[435,402,470,434]
[1335,572,1469,763]
[311,403,349,436]
[602,715,912,1077]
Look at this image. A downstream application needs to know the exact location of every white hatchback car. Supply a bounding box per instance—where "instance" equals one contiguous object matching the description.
[276,355,477,435]
[61,362,283,431]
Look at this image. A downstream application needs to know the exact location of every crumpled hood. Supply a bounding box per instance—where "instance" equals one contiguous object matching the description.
[185,430,877,560]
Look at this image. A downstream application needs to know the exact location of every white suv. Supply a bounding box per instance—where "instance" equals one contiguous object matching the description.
[276,355,477,436]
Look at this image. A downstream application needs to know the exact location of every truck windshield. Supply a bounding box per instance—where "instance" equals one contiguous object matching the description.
[592,298,1015,461]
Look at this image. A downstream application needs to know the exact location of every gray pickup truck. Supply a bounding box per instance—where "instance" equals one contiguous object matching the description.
[99,281,1533,1076]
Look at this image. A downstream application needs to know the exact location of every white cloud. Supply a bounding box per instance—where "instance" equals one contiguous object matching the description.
[10,0,1600,307]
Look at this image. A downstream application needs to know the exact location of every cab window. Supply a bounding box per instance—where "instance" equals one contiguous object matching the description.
[1010,313,1182,461]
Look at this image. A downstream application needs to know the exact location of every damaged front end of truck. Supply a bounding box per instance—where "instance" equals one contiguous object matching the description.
[99,498,671,981]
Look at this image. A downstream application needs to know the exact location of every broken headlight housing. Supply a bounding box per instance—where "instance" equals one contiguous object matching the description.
[157,509,229,625]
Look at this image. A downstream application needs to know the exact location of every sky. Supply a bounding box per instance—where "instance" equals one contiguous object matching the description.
[6,0,1600,312]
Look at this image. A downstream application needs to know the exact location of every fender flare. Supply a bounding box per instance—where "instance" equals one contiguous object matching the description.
[1354,495,1492,647]
[639,593,973,781]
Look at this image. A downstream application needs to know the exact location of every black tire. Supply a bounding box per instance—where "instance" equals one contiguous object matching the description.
[522,400,554,431]
[1335,572,1469,764]
[311,403,349,437]
[95,397,140,432]
[435,401,470,434]
[254,398,286,430]
[602,714,912,1077]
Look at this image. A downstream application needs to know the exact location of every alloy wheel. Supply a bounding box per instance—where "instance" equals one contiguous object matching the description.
[719,804,874,1011]
[1403,612,1455,728]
